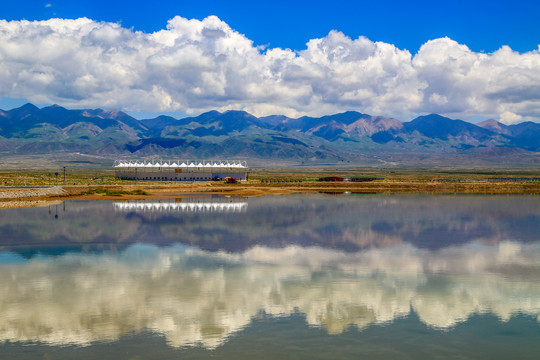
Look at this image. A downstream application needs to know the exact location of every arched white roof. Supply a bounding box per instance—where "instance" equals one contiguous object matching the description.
[114,159,248,170]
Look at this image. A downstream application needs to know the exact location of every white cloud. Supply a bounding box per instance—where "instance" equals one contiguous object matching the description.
[0,17,539,122]
[499,111,523,125]
[413,38,540,122]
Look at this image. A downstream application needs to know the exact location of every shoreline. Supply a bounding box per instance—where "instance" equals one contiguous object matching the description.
[0,180,539,208]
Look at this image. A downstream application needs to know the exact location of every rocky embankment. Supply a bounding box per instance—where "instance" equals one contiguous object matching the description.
[0,186,66,209]
[0,186,66,199]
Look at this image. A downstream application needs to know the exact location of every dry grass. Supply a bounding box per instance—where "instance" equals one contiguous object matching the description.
[1,168,539,186]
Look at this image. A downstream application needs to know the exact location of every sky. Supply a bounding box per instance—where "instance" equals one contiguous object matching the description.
[0,0,539,123]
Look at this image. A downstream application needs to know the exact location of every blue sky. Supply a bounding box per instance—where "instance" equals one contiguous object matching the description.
[0,0,539,123]
[3,0,539,53]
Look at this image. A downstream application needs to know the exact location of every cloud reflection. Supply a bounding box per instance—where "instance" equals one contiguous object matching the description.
[0,241,539,348]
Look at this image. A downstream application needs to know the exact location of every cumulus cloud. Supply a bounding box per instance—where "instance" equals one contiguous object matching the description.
[414,39,540,122]
[0,17,539,121]
[499,111,523,125]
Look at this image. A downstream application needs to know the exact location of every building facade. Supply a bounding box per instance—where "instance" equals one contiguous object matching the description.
[114,160,248,181]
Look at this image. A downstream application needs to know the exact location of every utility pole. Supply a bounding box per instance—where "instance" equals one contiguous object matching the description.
[63,166,66,185]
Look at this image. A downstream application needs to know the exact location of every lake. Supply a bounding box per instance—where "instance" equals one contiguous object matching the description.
[0,194,539,359]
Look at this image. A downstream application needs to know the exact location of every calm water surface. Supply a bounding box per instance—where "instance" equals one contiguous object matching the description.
[0,194,539,359]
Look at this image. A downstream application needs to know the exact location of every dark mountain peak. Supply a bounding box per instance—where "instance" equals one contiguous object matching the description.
[41,104,69,113]
[333,110,368,120]
[343,110,363,115]
[289,111,371,132]
[216,110,268,130]
[8,103,39,115]
[508,121,540,130]
[141,115,181,132]
[406,114,496,140]
[200,110,221,116]
[221,110,257,120]
[19,103,39,111]
[155,115,178,121]
[503,121,540,151]
[313,111,370,125]
[410,113,453,124]
[195,110,221,120]
[184,109,263,127]
[408,114,473,128]
[223,110,248,114]
[80,108,134,120]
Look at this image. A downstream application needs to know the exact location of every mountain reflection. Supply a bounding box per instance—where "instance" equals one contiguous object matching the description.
[0,241,539,348]
[0,195,539,253]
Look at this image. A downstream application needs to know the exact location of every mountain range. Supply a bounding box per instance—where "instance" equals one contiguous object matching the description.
[0,103,539,167]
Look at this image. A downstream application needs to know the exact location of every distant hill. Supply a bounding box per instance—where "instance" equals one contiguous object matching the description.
[477,119,540,151]
[0,104,539,167]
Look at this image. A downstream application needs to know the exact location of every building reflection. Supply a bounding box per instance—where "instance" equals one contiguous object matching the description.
[0,241,539,349]
[113,198,248,213]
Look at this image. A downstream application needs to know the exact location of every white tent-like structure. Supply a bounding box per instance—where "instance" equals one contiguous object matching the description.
[113,160,248,182]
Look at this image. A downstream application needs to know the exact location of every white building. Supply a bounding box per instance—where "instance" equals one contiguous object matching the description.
[114,160,248,181]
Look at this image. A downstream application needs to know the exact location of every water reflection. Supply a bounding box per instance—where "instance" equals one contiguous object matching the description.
[0,241,539,348]
[0,195,539,253]
[113,198,248,213]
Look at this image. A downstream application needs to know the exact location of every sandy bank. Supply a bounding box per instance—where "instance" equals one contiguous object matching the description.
[1,181,538,209]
